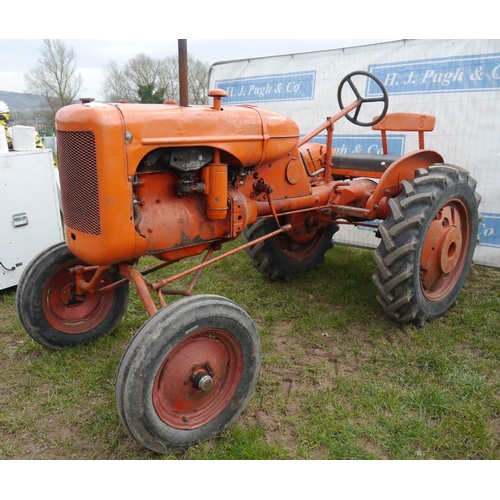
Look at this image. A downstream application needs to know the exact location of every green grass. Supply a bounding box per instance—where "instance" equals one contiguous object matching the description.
[1,240,499,459]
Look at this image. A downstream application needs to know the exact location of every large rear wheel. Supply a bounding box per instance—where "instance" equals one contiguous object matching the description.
[16,242,129,349]
[116,294,262,453]
[243,215,338,280]
[373,165,481,326]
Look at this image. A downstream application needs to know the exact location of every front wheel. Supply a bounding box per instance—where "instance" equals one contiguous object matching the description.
[373,164,481,326]
[116,295,262,453]
[16,242,129,349]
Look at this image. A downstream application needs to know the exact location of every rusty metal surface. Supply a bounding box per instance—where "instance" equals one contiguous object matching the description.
[178,39,188,107]
[54,74,448,315]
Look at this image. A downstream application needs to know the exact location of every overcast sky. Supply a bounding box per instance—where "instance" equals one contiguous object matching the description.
[0,39,397,101]
[1,0,492,101]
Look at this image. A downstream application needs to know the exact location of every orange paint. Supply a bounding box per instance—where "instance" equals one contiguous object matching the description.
[55,95,443,315]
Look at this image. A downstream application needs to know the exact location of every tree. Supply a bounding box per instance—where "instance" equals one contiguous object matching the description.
[101,52,209,105]
[24,39,84,119]
[187,55,209,105]
[101,60,135,103]
[137,83,167,104]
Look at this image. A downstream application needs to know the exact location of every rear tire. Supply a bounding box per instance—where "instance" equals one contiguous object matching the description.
[373,165,480,326]
[243,216,338,280]
[16,242,129,349]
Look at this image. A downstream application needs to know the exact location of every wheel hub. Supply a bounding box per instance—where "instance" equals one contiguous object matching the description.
[438,226,462,274]
[152,329,244,430]
[43,262,116,334]
[59,282,81,307]
[191,370,214,392]
[420,199,471,301]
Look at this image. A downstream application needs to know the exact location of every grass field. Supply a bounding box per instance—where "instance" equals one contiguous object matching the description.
[1,240,499,460]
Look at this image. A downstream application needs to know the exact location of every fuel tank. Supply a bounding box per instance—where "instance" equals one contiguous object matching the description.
[55,99,300,266]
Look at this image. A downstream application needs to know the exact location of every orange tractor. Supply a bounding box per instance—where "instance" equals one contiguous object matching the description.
[16,71,480,452]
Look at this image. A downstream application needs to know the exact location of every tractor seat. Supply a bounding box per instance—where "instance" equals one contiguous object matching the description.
[331,153,400,173]
[329,113,436,175]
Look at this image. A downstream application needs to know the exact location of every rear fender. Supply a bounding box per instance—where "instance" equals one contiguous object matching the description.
[366,150,444,219]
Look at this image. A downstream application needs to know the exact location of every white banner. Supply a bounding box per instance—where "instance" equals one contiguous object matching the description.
[209,39,500,268]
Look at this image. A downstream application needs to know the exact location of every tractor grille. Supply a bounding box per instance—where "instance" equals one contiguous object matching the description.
[57,131,101,235]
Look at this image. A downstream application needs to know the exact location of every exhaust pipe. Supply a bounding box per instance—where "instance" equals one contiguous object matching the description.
[178,39,188,107]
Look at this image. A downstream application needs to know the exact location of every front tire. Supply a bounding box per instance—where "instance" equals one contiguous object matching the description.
[373,165,480,326]
[116,295,262,453]
[16,242,129,349]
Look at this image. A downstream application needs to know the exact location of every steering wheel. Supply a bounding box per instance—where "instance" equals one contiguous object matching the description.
[337,71,389,127]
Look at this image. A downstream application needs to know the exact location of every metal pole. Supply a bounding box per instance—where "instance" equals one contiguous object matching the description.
[178,39,188,107]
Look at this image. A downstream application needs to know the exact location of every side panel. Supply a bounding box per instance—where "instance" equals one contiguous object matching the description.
[0,150,64,289]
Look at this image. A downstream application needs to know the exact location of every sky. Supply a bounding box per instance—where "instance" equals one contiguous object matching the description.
[0,39,396,101]
[1,1,493,102]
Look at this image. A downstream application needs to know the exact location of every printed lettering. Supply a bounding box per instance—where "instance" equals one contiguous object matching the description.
[248,83,273,98]
[477,216,500,247]
[479,223,495,238]
[367,144,383,154]
[403,71,417,85]
[331,135,404,156]
[421,68,464,87]
[215,71,315,104]
[470,66,484,81]
[369,53,500,95]
[384,73,399,86]
[334,144,348,154]
[491,65,500,80]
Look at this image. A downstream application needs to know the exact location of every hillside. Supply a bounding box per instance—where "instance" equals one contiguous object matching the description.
[0,90,47,112]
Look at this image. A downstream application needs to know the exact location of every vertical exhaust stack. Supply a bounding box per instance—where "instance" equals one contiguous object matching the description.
[178,39,189,107]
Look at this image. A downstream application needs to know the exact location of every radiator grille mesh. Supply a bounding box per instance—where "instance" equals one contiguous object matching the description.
[57,131,101,235]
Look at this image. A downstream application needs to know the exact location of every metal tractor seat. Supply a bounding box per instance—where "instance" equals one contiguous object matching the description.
[331,113,436,173]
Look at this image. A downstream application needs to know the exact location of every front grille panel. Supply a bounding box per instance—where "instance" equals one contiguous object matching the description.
[57,131,101,235]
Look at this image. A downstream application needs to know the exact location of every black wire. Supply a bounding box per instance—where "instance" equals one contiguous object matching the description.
[0,261,15,271]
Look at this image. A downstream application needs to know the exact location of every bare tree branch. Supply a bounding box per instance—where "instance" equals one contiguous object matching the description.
[24,40,84,119]
[100,52,209,105]
[101,61,135,102]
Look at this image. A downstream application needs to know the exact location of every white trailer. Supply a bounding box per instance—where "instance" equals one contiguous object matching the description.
[209,39,500,268]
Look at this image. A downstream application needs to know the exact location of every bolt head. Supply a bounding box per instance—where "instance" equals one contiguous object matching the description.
[197,374,214,392]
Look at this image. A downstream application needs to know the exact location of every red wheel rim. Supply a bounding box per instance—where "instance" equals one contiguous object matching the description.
[42,262,115,334]
[276,213,325,262]
[420,198,471,301]
[153,329,244,430]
